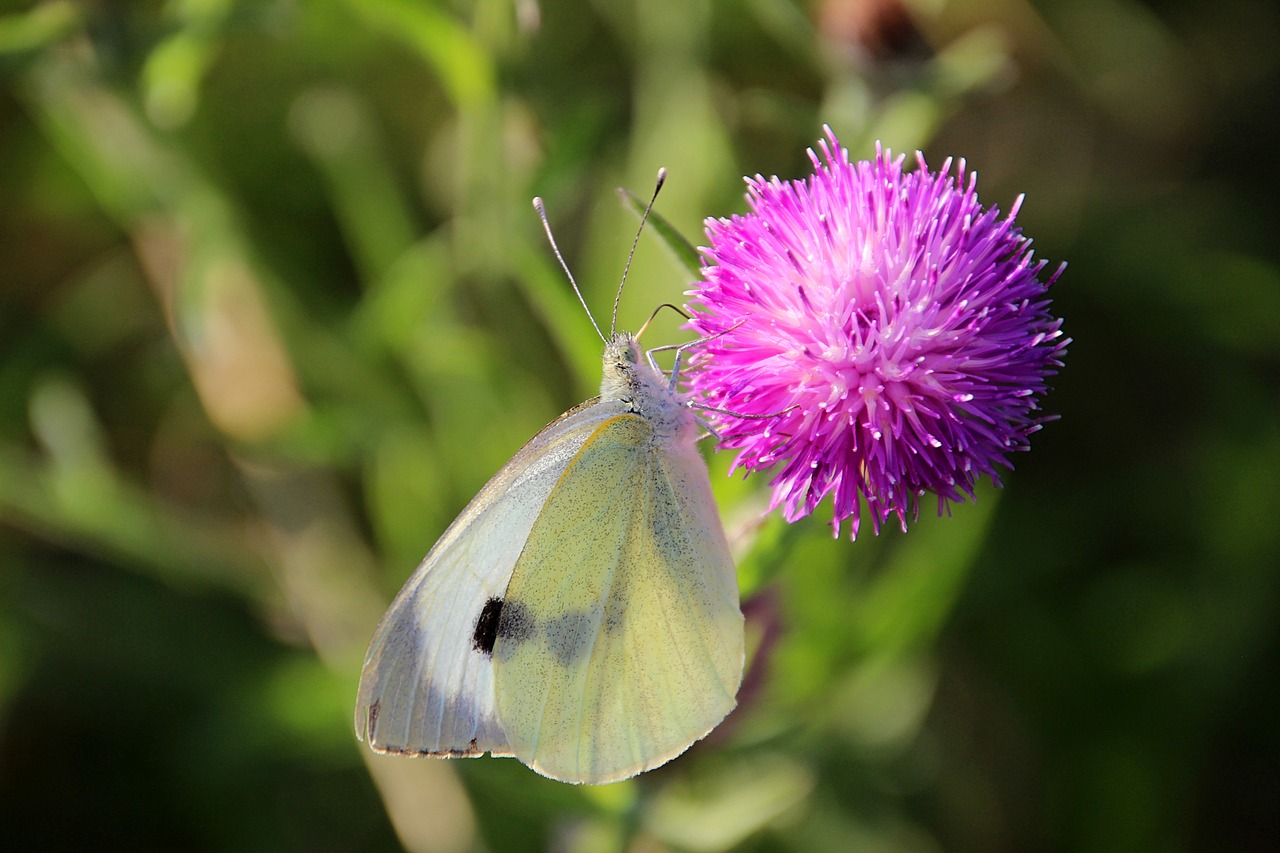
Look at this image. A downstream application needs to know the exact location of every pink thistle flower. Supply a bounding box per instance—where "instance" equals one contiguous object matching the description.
[685,128,1068,537]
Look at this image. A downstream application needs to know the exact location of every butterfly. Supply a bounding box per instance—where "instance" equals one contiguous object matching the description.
[354,174,744,785]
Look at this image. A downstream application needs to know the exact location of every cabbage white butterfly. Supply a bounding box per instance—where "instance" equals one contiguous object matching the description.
[355,174,744,785]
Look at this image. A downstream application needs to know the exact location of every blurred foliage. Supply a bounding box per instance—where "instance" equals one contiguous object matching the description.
[1,0,1277,851]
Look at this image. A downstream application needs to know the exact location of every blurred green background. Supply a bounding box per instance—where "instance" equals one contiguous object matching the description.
[2,0,1277,850]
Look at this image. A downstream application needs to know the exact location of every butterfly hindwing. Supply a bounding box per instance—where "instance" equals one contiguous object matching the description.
[355,399,627,757]
[492,413,744,784]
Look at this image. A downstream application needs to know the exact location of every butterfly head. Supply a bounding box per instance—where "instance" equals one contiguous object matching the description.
[601,332,641,400]
[601,332,696,440]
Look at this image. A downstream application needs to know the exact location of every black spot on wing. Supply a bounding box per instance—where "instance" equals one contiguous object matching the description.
[546,610,598,665]
[473,597,504,656]
[497,600,535,641]
[494,600,535,661]
[603,586,628,635]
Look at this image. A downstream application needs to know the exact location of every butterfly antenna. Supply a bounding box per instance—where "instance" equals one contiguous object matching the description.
[533,196,606,343]
[611,168,666,337]
[635,303,690,341]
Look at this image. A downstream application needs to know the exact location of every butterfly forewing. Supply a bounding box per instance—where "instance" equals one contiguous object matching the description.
[492,414,744,784]
[355,399,627,757]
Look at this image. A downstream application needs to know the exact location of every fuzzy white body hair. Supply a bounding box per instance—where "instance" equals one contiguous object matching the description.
[599,332,697,444]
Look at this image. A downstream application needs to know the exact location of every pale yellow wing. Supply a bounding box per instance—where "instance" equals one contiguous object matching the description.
[492,414,744,784]
[355,398,627,758]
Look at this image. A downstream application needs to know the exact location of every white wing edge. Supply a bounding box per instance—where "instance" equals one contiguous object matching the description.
[355,397,627,759]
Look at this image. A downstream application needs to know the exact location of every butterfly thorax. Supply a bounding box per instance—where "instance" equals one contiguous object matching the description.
[601,332,697,443]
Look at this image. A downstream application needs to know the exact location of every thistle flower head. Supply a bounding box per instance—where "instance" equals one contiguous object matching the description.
[685,128,1068,537]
